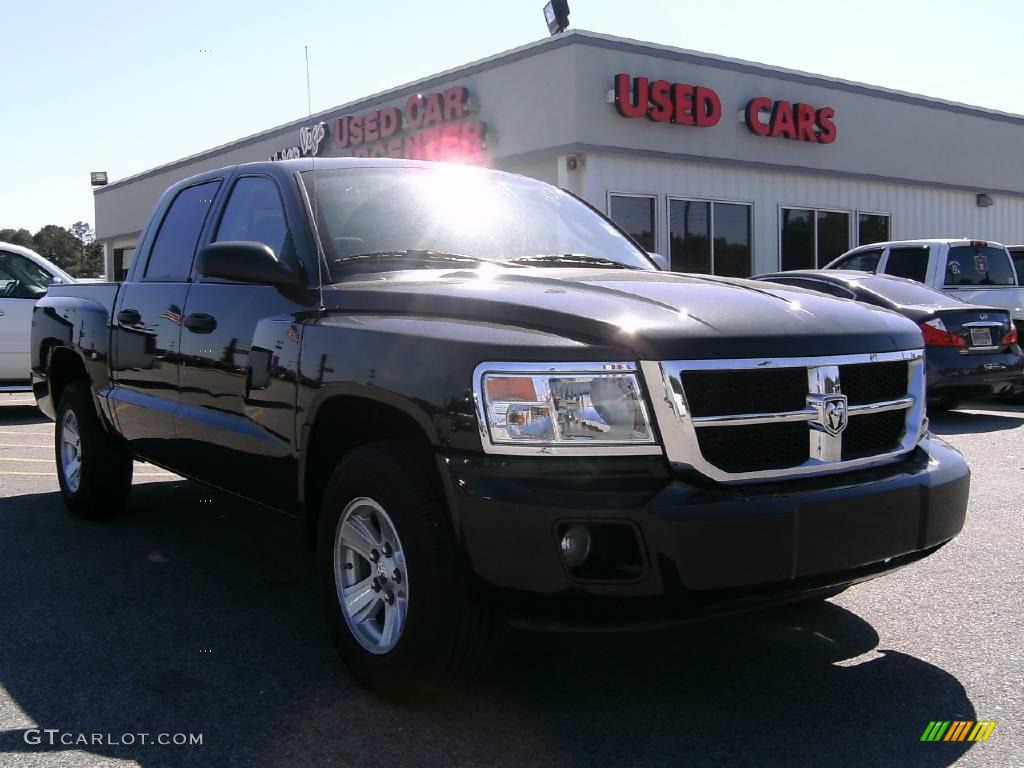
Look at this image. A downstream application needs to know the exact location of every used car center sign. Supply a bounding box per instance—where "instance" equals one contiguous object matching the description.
[270,84,487,164]
[612,73,837,144]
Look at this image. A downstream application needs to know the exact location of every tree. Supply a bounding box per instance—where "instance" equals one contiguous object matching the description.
[32,225,80,273]
[68,221,103,277]
[0,228,34,248]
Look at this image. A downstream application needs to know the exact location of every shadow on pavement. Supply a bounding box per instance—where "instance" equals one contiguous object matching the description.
[0,404,50,427]
[0,480,976,767]
[928,406,1024,435]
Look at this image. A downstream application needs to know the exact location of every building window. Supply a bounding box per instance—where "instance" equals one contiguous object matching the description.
[780,207,850,270]
[113,247,135,280]
[609,194,656,252]
[858,212,891,246]
[669,199,752,277]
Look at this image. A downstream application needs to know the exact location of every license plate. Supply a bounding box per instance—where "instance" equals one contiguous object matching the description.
[969,328,993,347]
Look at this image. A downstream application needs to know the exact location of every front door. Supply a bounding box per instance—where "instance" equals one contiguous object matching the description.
[109,179,222,462]
[175,174,314,510]
[0,249,53,384]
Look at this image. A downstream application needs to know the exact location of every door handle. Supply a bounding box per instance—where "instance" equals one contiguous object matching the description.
[184,313,217,333]
[117,308,141,325]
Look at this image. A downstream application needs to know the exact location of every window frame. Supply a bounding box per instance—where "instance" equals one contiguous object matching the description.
[778,204,853,270]
[0,249,54,299]
[667,195,754,277]
[206,173,295,272]
[607,191,658,255]
[1009,248,1024,286]
[829,245,886,273]
[880,244,931,283]
[855,209,892,247]
[140,179,224,283]
[941,244,1017,288]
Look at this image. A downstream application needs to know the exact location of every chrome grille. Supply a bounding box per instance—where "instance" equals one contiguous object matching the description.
[642,350,926,483]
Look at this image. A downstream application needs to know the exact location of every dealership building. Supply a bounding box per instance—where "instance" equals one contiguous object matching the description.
[96,29,1024,280]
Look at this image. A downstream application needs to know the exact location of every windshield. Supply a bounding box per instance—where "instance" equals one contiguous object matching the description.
[944,245,1016,287]
[301,167,655,280]
[1011,250,1024,286]
[0,250,55,299]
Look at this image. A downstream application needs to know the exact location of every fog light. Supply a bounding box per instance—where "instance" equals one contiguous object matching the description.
[560,525,591,569]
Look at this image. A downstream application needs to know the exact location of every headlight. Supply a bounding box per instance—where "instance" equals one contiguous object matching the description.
[473,362,660,455]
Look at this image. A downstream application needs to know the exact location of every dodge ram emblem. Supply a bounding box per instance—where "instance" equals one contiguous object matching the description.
[808,394,849,436]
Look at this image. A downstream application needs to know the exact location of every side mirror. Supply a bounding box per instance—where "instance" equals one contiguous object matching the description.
[196,241,304,288]
[647,252,670,271]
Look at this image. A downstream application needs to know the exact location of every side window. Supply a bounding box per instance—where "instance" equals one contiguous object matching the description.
[144,181,221,280]
[214,176,289,258]
[1011,251,1024,286]
[883,246,930,283]
[0,251,53,299]
[832,248,883,272]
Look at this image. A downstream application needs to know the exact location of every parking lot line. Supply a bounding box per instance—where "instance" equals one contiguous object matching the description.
[0,470,176,478]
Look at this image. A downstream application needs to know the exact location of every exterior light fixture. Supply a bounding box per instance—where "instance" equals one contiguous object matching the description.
[976,193,994,208]
[543,0,570,36]
[90,171,108,186]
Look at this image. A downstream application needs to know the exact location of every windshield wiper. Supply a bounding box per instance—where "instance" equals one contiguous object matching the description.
[331,250,492,267]
[507,254,634,269]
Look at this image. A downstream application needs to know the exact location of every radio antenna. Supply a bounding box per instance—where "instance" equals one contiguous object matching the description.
[305,45,326,311]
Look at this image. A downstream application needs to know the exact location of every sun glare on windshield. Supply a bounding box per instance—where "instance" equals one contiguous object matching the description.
[409,168,511,235]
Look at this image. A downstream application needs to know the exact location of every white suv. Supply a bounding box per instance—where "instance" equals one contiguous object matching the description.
[825,239,1024,330]
[1,243,74,391]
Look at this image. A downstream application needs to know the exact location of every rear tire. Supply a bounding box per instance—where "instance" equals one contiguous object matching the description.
[997,387,1024,405]
[55,382,133,518]
[316,439,491,701]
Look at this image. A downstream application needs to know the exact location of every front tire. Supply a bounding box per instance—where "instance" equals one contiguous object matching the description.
[317,439,491,700]
[927,394,961,412]
[55,382,133,518]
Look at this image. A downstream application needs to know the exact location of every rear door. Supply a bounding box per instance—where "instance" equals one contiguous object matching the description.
[109,179,222,462]
[939,243,1024,322]
[175,173,315,509]
[0,249,54,384]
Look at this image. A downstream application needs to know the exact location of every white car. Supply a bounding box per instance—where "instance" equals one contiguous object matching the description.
[824,239,1024,331]
[0,242,74,391]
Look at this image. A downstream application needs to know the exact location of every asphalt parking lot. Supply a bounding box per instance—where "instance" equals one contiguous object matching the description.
[0,392,1020,768]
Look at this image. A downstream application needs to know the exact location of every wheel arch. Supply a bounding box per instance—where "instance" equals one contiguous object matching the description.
[299,389,442,547]
[47,346,90,412]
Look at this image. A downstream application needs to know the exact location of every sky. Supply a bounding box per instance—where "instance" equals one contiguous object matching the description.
[2,0,1023,234]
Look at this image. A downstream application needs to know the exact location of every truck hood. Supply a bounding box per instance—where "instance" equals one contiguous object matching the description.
[323,268,922,359]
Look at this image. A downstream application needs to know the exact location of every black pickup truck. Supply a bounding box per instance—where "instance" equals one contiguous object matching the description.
[32,158,970,696]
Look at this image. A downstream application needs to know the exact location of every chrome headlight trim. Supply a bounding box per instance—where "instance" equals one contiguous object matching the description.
[472,361,663,457]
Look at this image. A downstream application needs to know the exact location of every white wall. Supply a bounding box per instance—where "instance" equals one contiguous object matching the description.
[577,152,1024,274]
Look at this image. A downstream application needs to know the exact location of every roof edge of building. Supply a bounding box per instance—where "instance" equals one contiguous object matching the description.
[95,28,1024,195]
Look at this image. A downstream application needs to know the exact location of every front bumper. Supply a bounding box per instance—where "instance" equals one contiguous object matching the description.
[442,435,969,628]
[926,346,1024,397]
